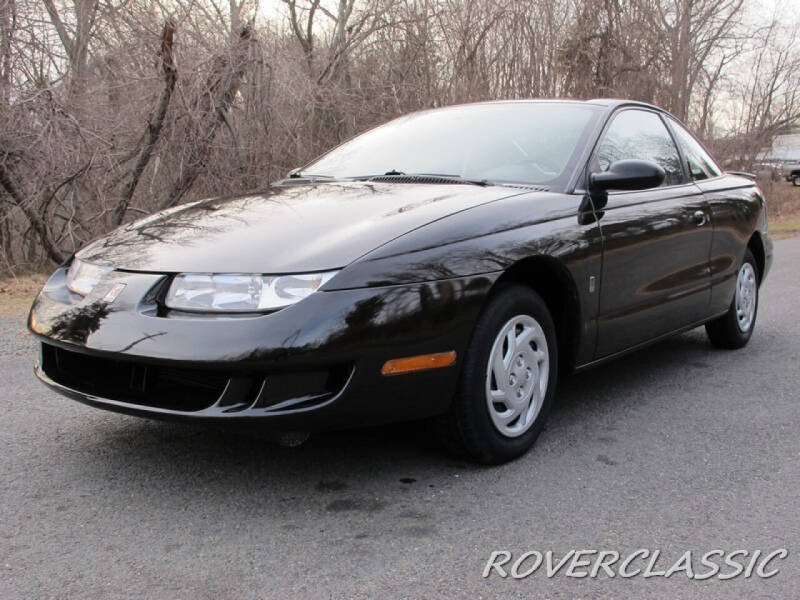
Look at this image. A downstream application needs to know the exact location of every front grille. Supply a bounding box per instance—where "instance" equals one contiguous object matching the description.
[41,344,231,411]
[40,343,350,414]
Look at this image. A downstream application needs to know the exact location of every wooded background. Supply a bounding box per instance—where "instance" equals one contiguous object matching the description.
[1,0,798,274]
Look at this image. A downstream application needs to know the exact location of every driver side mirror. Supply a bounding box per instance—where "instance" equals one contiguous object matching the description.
[590,159,665,192]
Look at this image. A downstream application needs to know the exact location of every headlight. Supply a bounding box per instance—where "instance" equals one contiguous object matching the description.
[66,258,113,296]
[164,271,338,313]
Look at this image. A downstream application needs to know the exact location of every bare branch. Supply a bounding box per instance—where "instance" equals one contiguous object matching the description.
[114,19,177,225]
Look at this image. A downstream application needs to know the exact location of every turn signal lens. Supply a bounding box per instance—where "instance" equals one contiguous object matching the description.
[381,351,457,376]
[66,258,113,296]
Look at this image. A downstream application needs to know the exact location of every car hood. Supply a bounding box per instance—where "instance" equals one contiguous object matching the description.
[77,182,521,273]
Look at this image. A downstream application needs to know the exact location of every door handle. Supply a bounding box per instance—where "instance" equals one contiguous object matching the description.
[692,210,708,227]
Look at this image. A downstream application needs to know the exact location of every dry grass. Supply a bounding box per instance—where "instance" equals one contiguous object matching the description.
[0,273,47,317]
[760,178,800,239]
[771,218,800,239]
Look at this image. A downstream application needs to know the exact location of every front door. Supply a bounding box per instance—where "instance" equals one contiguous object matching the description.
[591,109,712,358]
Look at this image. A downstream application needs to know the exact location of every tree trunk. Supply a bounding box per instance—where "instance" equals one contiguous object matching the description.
[160,22,253,210]
[0,162,65,264]
[114,20,177,225]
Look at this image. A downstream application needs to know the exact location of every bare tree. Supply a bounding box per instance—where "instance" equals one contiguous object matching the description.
[0,0,14,104]
[115,20,177,225]
[161,19,255,209]
[42,0,99,94]
[657,0,745,121]
[0,0,798,274]
[718,21,800,168]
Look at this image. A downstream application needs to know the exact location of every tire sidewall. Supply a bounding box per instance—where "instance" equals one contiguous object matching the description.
[711,249,759,348]
[456,284,558,462]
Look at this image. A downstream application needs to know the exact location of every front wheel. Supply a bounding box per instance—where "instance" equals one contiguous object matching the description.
[705,249,759,349]
[435,284,558,464]
[792,175,800,187]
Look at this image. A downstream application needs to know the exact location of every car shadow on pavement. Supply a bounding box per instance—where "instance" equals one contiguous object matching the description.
[552,328,716,423]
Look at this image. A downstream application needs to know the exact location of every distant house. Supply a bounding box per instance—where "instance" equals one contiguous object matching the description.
[759,129,800,163]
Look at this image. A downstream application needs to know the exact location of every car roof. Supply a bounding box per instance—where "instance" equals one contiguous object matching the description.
[434,98,672,117]
[585,98,661,110]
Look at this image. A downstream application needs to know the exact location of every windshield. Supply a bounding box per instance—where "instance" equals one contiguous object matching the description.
[301,102,600,186]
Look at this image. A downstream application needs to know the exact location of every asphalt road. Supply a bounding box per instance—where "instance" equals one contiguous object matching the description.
[2,238,800,600]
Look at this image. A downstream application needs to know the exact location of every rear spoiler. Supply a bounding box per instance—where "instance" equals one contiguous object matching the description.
[726,171,757,180]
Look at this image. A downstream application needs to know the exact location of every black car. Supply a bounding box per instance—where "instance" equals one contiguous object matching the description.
[29,100,772,463]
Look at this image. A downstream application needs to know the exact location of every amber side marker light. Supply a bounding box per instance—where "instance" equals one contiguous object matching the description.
[381,351,457,376]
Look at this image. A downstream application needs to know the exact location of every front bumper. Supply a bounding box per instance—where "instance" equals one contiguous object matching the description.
[29,267,498,430]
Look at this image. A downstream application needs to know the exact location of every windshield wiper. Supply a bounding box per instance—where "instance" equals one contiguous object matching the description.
[288,171,334,179]
[361,171,493,186]
[431,173,492,186]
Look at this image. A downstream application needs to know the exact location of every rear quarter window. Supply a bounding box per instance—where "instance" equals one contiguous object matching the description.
[668,118,722,181]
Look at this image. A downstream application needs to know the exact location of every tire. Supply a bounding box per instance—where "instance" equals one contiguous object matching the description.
[705,249,759,349]
[436,284,558,464]
[792,175,800,187]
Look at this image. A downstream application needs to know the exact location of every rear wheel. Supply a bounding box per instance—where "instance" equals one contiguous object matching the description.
[705,249,759,349]
[792,175,800,186]
[436,284,557,464]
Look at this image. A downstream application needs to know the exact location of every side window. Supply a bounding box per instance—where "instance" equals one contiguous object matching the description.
[668,118,722,181]
[594,110,684,187]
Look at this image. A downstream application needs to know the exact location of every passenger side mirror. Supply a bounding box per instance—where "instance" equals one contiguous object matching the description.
[590,159,665,192]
